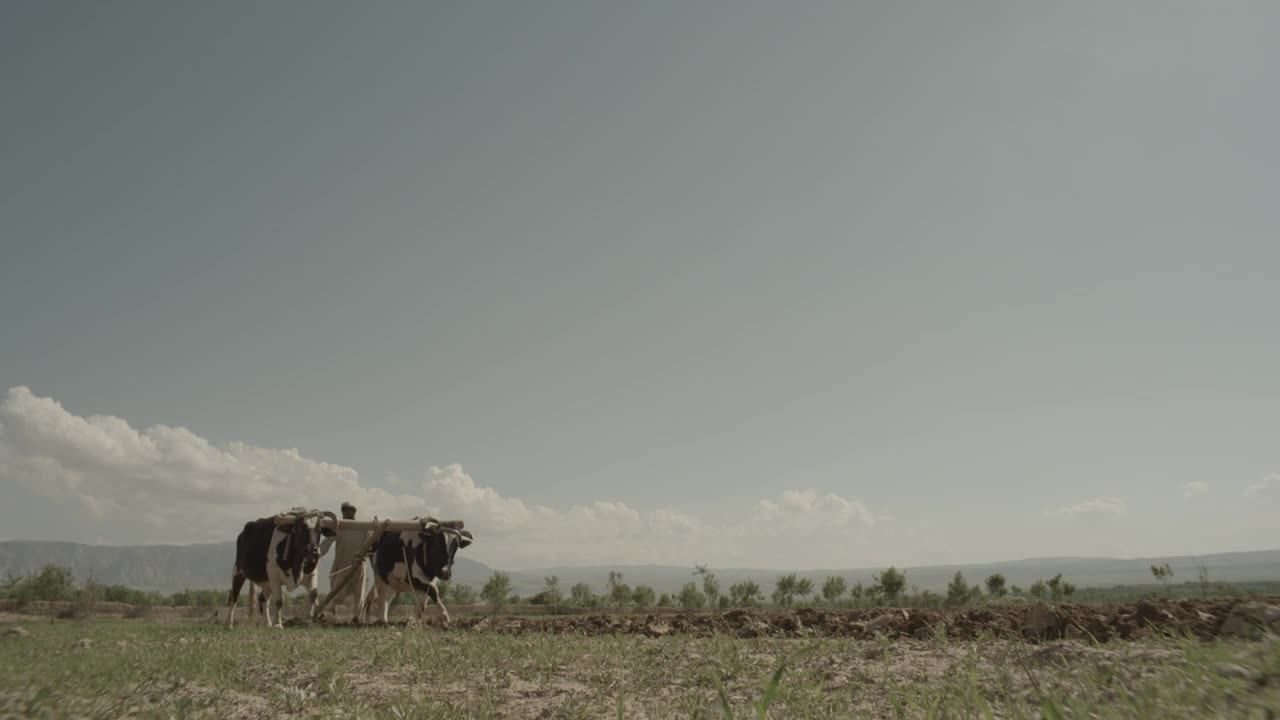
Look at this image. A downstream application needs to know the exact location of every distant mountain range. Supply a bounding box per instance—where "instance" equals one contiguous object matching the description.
[0,540,497,593]
[2,540,1277,597]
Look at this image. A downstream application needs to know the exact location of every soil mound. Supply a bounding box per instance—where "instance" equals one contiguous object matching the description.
[434,597,1280,643]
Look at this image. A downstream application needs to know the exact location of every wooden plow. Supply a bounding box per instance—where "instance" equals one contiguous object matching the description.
[272,512,465,621]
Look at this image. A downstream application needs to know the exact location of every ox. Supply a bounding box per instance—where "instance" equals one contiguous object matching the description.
[364,520,472,624]
[227,510,336,628]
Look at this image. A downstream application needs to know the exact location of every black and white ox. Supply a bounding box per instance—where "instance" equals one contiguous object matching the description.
[227,510,337,628]
[364,520,472,624]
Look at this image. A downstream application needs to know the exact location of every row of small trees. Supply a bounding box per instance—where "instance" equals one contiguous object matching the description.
[448,561,1218,604]
[1,563,1086,611]
[458,565,1082,611]
[1,565,225,606]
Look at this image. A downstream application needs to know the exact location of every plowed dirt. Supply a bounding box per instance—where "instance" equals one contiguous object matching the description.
[387,597,1280,643]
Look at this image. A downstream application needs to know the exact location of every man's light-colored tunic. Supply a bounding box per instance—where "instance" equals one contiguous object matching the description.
[323,524,369,620]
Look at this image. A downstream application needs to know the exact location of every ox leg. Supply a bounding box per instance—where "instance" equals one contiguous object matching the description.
[227,568,246,629]
[262,585,283,629]
[371,581,391,624]
[352,568,368,625]
[272,590,285,629]
[260,586,273,628]
[427,582,450,625]
[245,583,257,625]
[304,576,319,622]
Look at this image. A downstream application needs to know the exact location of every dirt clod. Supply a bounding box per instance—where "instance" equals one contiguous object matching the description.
[644,621,672,638]
[1022,603,1061,641]
[865,614,899,635]
[404,597,1280,644]
[1219,602,1280,639]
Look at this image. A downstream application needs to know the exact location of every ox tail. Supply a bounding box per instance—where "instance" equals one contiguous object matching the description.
[229,567,247,607]
[226,565,247,629]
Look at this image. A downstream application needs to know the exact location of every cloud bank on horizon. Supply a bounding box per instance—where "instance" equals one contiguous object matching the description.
[0,386,885,569]
[3,386,1271,569]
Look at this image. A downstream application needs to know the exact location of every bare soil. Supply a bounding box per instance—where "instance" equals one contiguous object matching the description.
[5,597,1277,644]
[351,597,1280,643]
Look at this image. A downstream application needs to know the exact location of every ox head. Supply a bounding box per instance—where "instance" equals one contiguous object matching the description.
[281,510,338,575]
[415,519,472,582]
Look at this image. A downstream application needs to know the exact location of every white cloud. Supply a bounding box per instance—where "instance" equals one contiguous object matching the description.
[1058,496,1127,517]
[1243,474,1276,498]
[754,490,875,533]
[1182,481,1209,498]
[0,386,879,569]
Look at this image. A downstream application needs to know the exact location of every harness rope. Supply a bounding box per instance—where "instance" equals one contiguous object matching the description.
[401,542,423,615]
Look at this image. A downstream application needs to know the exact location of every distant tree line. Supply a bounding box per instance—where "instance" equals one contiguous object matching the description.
[6,563,1268,613]
[472,565,1085,611]
[1,565,225,607]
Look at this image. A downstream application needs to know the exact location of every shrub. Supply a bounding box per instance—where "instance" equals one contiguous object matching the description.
[124,604,152,619]
[795,578,814,605]
[1046,574,1075,600]
[985,573,1007,598]
[694,566,720,608]
[541,576,562,609]
[9,564,76,602]
[1029,579,1047,600]
[446,583,477,605]
[728,580,763,607]
[677,582,706,609]
[874,566,906,603]
[607,572,631,608]
[945,572,971,606]
[632,585,656,609]
[1151,564,1174,596]
[772,574,798,607]
[821,577,847,606]
[481,572,511,611]
[849,582,866,606]
[570,583,596,608]
[169,589,224,606]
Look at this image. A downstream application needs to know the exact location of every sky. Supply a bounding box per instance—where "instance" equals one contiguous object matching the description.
[1,1,1278,571]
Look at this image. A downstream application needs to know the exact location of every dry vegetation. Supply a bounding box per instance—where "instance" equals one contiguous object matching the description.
[1,603,1278,719]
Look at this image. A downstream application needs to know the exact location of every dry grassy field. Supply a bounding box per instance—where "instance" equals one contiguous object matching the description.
[1,603,1278,719]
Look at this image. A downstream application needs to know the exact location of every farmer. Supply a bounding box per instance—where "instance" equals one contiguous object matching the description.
[321,501,369,624]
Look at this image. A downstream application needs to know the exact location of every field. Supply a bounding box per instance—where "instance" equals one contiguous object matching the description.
[1,601,1278,719]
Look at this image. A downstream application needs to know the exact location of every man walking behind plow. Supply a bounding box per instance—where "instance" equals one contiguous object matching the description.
[321,501,369,624]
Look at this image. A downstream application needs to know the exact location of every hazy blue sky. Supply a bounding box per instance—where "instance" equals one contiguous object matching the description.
[2,1,1277,569]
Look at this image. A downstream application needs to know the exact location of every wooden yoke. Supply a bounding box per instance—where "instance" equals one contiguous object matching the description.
[290,514,466,620]
[272,515,465,534]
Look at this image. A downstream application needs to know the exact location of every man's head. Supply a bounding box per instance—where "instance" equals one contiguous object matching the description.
[340,502,357,520]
